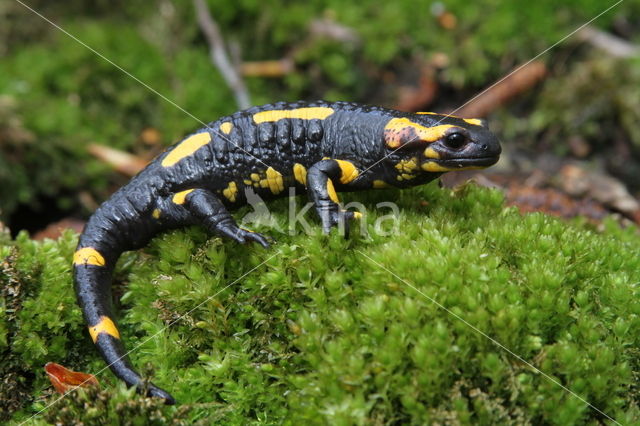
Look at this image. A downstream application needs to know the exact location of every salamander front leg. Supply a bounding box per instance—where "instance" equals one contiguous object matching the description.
[306,159,361,234]
[179,188,270,247]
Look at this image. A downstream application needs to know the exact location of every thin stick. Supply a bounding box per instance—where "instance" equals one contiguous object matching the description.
[193,0,251,109]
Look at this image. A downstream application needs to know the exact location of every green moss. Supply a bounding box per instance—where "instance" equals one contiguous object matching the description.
[3,183,639,424]
[0,230,85,421]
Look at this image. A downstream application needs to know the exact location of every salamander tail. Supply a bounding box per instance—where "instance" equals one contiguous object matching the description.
[73,246,176,404]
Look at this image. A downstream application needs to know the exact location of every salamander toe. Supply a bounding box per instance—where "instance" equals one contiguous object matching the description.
[239,228,271,248]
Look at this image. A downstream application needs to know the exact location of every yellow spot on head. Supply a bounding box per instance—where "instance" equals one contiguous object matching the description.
[265,167,285,194]
[373,180,391,189]
[422,162,455,172]
[417,112,484,126]
[293,163,308,186]
[253,107,335,124]
[88,316,120,343]
[73,248,106,267]
[335,159,359,184]
[394,158,419,173]
[326,179,339,204]
[422,161,486,172]
[162,133,211,167]
[172,189,195,204]
[424,147,440,159]
[243,179,252,185]
[250,173,260,182]
[384,117,455,148]
[401,173,415,180]
[152,209,161,219]
[417,111,455,117]
[222,181,238,202]
[220,122,233,134]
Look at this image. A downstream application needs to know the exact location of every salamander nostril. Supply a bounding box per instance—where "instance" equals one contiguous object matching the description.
[481,143,488,151]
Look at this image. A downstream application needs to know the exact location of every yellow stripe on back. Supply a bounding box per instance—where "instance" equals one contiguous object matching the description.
[253,107,335,124]
[73,248,106,267]
[88,316,120,343]
[219,122,233,134]
[162,133,211,167]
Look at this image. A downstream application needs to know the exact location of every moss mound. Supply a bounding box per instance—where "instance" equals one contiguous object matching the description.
[2,183,639,424]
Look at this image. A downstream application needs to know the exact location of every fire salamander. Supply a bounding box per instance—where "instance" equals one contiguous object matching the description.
[73,101,501,404]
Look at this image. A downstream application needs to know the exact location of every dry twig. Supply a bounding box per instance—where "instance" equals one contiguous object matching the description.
[456,61,547,118]
[241,59,294,78]
[577,26,640,58]
[88,143,147,177]
[193,0,251,109]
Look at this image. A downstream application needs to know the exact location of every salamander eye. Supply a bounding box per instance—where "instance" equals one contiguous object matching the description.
[444,132,467,149]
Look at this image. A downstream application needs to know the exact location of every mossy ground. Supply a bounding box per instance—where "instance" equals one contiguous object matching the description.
[2,183,639,424]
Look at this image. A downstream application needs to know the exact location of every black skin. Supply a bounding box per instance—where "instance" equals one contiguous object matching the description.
[73,101,501,404]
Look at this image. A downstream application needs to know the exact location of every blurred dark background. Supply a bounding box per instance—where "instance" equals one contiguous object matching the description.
[1,0,639,236]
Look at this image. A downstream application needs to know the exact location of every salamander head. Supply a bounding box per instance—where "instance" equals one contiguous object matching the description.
[383,113,501,174]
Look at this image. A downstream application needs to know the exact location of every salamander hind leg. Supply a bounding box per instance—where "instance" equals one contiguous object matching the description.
[174,188,270,248]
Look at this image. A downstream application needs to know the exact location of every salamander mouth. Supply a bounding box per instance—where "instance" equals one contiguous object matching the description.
[435,155,500,169]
